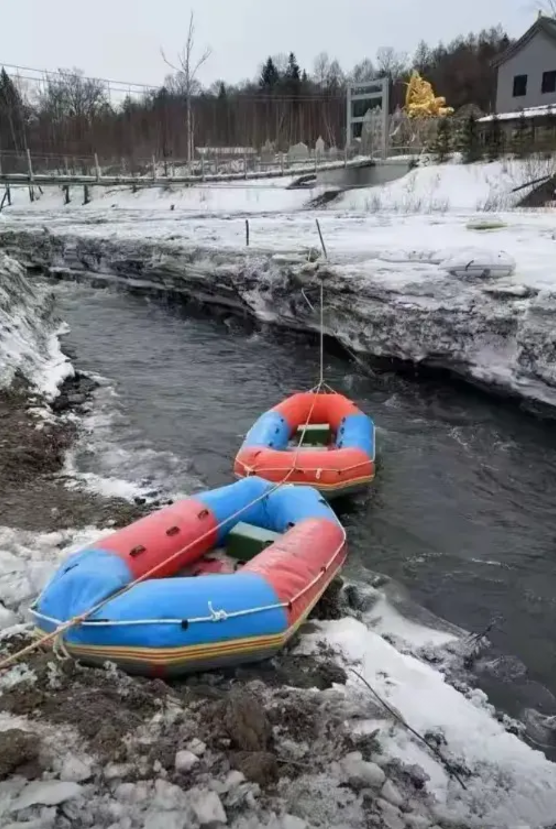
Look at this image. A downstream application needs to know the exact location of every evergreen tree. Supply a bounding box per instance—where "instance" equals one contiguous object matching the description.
[283,52,302,144]
[546,106,556,153]
[432,116,452,163]
[510,111,532,159]
[485,112,503,161]
[286,52,301,85]
[259,57,280,90]
[0,67,25,152]
[459,114,482,163]
[284,52,302,97]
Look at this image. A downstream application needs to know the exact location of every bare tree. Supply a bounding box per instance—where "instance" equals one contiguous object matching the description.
[375,47,408,80]
[271,53,289,76]
[161,11,211,163]
[350,59,376,83]
[313,52,332,86]
[313,52,344,89]
[39,68,107,120]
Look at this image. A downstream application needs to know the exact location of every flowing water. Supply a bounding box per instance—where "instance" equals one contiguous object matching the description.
[53,278,556,744]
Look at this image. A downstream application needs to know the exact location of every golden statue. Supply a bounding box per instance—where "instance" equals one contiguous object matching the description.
[404,71,453,118]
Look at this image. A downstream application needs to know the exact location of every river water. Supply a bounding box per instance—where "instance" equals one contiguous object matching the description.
[53,278,556,744]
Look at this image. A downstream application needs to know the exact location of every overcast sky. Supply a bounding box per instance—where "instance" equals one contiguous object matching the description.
[1,0,540,88]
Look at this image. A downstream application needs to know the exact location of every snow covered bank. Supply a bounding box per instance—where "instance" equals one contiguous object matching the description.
[0,252,73,399]
[332,157,556,213]
[2,173,317,216]
[1,544,555,827]
[303,617,556,828]
[2,207,556,412]
[0,526,106,631]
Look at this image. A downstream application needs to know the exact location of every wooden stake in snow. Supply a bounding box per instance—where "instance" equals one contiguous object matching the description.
[27,149,34,202]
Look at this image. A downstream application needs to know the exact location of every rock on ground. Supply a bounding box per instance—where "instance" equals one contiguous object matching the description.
[0,644,444,829]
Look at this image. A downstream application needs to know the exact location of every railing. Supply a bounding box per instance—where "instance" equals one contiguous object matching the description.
[0,143,419,184]
[0,147,369,181]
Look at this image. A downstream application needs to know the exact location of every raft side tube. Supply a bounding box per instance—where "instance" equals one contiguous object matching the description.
[95,499,219,579]
[36,569,290,649]
[195,476,273,542]
[37,549,133,620]
[337,413,375,459]
[244,517,346,626]
[241,411,290,451]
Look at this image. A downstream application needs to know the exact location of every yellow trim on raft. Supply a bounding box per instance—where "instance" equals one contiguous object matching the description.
[33,560,344,668]
[51,633,282,663]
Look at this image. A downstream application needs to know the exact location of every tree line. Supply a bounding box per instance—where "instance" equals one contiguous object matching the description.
[0,25,511,170]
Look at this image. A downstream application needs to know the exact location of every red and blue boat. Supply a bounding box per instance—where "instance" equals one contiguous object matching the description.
[31,476,346,676]
[234,389,376,497]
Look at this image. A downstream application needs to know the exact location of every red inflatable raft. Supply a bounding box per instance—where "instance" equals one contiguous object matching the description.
[234,389,376,497]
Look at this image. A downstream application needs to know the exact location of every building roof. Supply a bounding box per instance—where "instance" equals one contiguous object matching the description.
[492,14,556,68]
[479,103,556,122]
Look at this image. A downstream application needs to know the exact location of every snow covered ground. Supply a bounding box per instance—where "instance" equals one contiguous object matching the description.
[2,521,556,828]
[0,253,73,399]
[2,162,556,827]
[2,157,556,411]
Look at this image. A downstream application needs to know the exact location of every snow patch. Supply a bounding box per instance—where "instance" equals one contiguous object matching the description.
[0,524,110,621]
[0,253,73,398]
[10,780,83,811]
[4,180,556,411]
[333,157,556,213]
[300,616,556,827]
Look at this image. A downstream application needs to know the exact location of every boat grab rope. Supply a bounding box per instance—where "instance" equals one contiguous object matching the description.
[0,385,338,672]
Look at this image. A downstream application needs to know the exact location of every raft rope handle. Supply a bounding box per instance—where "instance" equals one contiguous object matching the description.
[207,601,228,622]
[0,386,325,672]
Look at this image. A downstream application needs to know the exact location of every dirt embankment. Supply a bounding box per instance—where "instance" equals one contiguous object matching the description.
[0,618,425,829]
[0,372,149,533]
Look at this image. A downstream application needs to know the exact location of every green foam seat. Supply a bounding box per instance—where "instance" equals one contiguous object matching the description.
[296,423,331,446]
[226,521,282,562]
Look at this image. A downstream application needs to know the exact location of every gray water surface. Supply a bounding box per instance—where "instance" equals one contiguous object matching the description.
[54,279,556,742]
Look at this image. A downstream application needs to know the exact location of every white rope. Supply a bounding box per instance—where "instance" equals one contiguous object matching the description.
[52,629,72,661]
[319,278,324,387]
[207,601,228,622]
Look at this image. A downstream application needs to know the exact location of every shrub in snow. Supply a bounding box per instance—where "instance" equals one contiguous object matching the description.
[458,114,482,164]
[430,117,453,164]
[486,113,503,162]
[510,112,533,160]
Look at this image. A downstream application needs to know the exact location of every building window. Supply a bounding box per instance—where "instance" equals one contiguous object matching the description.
[513,74,528,97]
[542,70,556,93]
